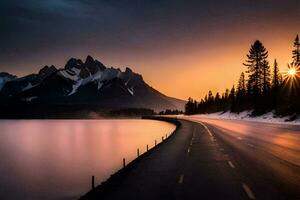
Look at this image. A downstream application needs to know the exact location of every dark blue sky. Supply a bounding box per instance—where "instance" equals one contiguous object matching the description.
[1,0,300,98]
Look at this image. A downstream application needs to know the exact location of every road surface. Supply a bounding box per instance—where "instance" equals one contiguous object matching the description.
[80,118,300,200]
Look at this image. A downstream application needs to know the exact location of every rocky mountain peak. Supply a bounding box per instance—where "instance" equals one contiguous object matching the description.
[65,58,84,70]
[0,55,185,113]
[125,67,133,74]
[39,65,57,79]
[0,72,17,79]
[85,55,94,65]
[84,55,106,74]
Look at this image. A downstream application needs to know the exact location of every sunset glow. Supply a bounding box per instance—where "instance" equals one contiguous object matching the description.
[1,1,300,100]
[288,68,296,76]
[284,63,300,83]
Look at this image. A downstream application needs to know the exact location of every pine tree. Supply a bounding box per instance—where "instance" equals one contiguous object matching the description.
[262,59,271,95]
[236,72,246,112]
[215,92,220,101]
[185,97,196,115]
[208,90,214,102]
[267,59,281,111]
[272,59,280,90]
[237,72,246,94]
[292,35,300,65]
[229,85,236,112]
[215,92,221,111]
[243,40,269,114]
[271,59,281,110]
[243,40,269,96]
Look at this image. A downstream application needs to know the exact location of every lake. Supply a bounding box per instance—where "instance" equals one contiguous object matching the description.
[0,119,176,200]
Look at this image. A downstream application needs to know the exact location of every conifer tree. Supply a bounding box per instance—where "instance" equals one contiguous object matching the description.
[208,90,214,102]
[292,35,300,65]
[237,73,246,92]
[229,85,236,112]
[215,92,221,111]
[236,72,246,112]
[243,40,269,96]
[272,59,280,90]
[262,59,271,95]
[243,40,269,113]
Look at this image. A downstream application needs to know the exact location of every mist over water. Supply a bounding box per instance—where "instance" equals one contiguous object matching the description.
[0,119,175,200]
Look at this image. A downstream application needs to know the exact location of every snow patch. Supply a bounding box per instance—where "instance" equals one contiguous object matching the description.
[59,69,80,81]
[68,79,83,96]
[24,96,38,101]
[22,82,36,91]
[97,82,103,90]
[187,111,300,125]
[0,77,12,90]
[127,87,134,96]
[61,67,134,96]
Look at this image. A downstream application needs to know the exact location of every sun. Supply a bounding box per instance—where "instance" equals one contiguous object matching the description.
[283,62,300,88]
[288,68,296,76]
[284,62,299,79]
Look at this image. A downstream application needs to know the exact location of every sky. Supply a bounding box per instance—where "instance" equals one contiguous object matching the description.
[1,0,300,100]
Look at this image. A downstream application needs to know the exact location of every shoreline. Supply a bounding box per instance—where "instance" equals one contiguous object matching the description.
[78,116,181,200]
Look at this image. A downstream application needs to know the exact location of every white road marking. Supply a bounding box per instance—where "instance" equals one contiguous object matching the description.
[228,161,235,168]
[237,137,243,140]
[178,174,184,184]
[187,148,190,155]
[242,183,255,199]
[198,122,213,137]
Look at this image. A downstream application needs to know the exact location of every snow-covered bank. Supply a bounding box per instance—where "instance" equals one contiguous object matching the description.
[187,111,300,125]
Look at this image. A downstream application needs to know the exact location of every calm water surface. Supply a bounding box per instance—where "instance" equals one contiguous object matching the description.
[0,119,175,200]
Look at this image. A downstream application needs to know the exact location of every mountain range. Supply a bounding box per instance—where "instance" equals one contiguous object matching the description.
[0,56,185,118]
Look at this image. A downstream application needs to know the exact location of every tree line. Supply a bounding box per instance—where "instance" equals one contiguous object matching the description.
[158,109,184,115]
[185,35,300,117]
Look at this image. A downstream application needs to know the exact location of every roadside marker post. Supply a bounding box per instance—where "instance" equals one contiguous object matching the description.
[123,158,126,168]
[92,176,95,189]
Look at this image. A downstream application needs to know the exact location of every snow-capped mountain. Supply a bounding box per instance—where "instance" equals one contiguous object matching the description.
[0,72,17,90]
[0,56,185,114]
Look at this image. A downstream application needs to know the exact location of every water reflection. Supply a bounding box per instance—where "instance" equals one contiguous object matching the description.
[0,119,175,200]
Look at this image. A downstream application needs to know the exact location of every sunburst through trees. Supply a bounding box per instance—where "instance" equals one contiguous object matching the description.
[185,34,300,116]
[284,62,300,82]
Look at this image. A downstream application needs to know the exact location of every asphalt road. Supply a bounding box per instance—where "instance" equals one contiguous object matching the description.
[80,118,300,200]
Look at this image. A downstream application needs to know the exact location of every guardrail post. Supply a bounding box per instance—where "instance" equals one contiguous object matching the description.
[155,140,157,146]
[92,176,95,189]
[137,148,140,157]
[147,145,149,152]
[123,158,126,168]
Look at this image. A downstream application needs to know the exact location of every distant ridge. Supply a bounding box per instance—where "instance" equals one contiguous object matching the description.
[0,56,185,118]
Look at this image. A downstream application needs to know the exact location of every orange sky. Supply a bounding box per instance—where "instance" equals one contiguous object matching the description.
[1,1,300,101]
[104,31,299,100]
[6,30,299,101]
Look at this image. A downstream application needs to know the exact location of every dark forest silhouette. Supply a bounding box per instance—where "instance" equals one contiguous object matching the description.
[185,35,300,117]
